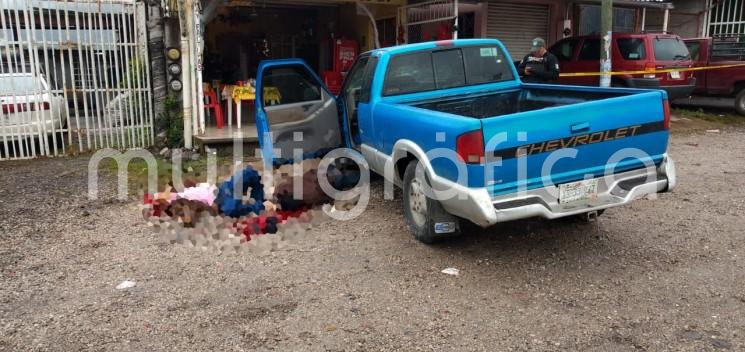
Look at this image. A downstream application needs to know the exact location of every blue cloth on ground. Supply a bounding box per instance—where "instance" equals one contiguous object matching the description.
[216,167,265,217]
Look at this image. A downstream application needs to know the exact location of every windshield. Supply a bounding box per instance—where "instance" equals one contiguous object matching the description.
[0,75,40,95]
[383,45,515,96]
[653,38,691,61]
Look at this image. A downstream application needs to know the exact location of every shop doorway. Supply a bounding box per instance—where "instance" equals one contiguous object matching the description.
[197,3,340,143]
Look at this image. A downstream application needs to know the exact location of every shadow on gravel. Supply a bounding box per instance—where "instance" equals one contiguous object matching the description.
[416,214,627,269]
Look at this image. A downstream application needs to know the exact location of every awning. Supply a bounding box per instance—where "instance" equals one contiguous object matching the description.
[213,0,406,7]
[578,0,674,9]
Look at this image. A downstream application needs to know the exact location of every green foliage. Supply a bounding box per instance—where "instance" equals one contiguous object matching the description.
[162,94,183,148]
[97,153,234,197]
[672,107,744,125]
[120,59,144,89]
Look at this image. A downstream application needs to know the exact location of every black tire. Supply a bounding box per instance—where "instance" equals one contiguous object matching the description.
[402,160,461,244]
[735,89,745,116]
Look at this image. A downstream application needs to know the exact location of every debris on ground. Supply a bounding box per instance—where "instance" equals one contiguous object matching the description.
[115,280,136,290]
[441,268,460,276]
[707,129,721,133]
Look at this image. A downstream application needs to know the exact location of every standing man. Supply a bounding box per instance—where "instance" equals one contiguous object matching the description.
[518,38,560,83]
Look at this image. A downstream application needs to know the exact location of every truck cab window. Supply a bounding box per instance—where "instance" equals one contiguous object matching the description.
[433,49,466,89]
[341,56,374,144]
[685,42,700,61]
[341,56,370,103]
[383,52,435,96]
[462,46,514,84]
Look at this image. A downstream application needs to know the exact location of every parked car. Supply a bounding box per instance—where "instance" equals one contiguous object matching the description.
[549,33,696,99]
[253,39,676,243]
[104,91,135,127]
[0,73,67,141]
[682,36,745,115]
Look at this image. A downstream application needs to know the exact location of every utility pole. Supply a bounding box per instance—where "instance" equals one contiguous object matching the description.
[600,0,612,87]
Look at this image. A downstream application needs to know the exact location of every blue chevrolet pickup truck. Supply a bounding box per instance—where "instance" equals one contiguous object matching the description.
[254,39,677,243]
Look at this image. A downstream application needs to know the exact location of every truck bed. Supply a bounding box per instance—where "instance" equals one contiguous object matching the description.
[411,87,631,119]
[371,84,668,195]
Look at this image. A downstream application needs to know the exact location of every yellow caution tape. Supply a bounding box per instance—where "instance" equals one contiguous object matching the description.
[558,62,745,77]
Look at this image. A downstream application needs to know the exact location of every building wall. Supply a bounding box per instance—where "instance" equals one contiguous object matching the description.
[341,3,399,51]
[644,0,706,37]
[478,0,571,50]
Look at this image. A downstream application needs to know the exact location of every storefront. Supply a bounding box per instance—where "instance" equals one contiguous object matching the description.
[481,0,686,60]
[486,1,554,56]
[167,0,403,147]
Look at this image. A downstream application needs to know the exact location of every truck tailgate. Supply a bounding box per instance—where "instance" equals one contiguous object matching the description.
[482,90,669,196]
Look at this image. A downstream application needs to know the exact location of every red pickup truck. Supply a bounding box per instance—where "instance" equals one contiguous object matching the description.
[549,33,696,100]
[682,37,745,115]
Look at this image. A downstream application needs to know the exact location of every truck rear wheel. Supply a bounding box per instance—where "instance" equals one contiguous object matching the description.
[402,160,461,244]
[735,89,745,116]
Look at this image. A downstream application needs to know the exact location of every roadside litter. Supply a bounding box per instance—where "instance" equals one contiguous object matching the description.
[441,268,460,276]
[116,280,136,290]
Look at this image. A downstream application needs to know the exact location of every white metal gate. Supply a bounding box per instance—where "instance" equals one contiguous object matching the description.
[398,0,458,44]
[705,0,745,37]
[0,0,153,160]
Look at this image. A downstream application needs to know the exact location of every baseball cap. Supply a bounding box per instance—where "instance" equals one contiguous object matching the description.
[530,38,546,51]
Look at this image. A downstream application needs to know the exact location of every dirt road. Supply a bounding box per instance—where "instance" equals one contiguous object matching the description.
[1,126,744,351]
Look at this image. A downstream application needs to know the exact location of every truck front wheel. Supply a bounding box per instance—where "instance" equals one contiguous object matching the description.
[402,160,462,244]
[735,89,745,116]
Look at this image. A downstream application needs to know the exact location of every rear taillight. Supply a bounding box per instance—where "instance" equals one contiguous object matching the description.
[663,99,670,130]
[0,102,49,113]
[644,63,657,79]
[456,130,485,164]
[1,103,14,114]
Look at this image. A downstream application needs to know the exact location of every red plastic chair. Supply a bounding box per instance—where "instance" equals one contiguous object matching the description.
[204,90,224,129]
[322,71,343,96]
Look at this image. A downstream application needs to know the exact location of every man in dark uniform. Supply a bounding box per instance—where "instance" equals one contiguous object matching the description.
[518,38,560,83]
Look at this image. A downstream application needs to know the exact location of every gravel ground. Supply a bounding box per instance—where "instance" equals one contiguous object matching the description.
[1,125,745,351]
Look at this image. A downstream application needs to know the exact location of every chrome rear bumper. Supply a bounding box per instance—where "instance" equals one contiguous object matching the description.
[433,155,676,227]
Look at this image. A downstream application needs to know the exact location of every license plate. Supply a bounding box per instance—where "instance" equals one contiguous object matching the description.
[670,71,681,79]
[559,179,599,204]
